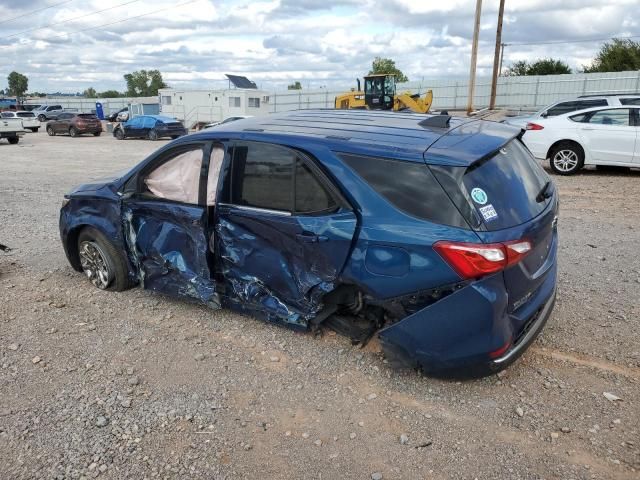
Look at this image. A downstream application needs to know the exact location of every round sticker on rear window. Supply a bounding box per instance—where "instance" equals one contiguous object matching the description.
[471,187,488,205]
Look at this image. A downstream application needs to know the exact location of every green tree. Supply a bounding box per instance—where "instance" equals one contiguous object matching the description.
[583,38,640,73]
[506,58,571,76]
[287,81,302,90]
[83,87,97,98]
[368,57,409,82]
[124,70,167,96]
[7,71,29,100]
[99,90,122,98]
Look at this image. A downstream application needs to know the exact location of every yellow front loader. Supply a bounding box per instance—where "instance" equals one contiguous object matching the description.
[334,74,433,113]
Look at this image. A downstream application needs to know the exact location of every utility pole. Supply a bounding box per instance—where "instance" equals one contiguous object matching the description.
[489,0,505,110]
[467,0,482,114]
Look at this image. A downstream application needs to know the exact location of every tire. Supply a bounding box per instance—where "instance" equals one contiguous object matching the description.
[115,128,124,140]
[170,135,179,140]
[7,136,19,144]
[77,227,131,292]
[38,114,46,122]
[47,126,55,136]
[69,127,78,138]
[29,127,39,133]
[93,131,101,137]
[148,129,158,141]
[548,142,584,175]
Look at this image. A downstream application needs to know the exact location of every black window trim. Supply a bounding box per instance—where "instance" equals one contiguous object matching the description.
[224,140,348,216]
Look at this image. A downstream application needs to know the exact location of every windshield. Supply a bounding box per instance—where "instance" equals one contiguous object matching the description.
[430,140,552,231]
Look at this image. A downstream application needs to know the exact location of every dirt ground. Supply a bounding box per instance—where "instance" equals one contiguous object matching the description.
[0,127,638,480]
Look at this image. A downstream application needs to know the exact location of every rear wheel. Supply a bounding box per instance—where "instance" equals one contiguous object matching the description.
[29,127,39,132]
[148,129,158,141]
[69,127,78,137]
[47,126,55,136]
[38,114,46,122]
[170,135,179,139]
[93,131,101,136]
[549,142,584,175]
[77,227,131,291]
[115,128,124,140]
[7,136,19,144]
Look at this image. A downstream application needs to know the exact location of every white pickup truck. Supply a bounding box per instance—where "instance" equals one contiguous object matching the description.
[0,116,26,144]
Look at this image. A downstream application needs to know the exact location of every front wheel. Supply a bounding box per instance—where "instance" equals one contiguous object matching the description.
[115,128,124,140]
[47,126,55,136]
[7,136,19,144]
[38,114,46,122]
[148,129,158,141]
[69,127,79,138]
[29,127,39,132]
[549,142,584,175]
[77,227,131,291]
[93,131,101,136]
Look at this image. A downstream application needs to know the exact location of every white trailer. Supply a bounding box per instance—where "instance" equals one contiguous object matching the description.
[158,87,271,129]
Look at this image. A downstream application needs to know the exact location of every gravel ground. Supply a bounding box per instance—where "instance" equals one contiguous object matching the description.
[0,128,639,480]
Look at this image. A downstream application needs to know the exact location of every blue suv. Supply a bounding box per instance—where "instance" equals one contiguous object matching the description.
[60,110,558,377]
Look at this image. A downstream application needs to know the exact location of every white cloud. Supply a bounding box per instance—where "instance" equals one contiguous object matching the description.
[0,0,637,93]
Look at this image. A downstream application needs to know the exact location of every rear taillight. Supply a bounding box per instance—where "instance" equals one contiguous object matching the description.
[526,122,544,130]
[434,239,532,279]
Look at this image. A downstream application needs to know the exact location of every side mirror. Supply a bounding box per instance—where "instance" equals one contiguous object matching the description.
[541,112,548,118]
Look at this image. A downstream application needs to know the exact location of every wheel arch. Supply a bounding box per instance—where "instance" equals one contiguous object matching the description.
[546,139,585,161]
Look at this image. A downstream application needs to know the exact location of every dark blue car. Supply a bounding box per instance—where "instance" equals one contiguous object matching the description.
[114,115,188,141]
[60,110,558,377]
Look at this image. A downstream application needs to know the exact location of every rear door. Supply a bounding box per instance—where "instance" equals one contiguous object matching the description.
[121,141,220,306]
[215,141,357,325]
[578,108,636,164]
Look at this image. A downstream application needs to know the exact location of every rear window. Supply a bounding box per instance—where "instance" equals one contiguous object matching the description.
[78,114,97,119]
[430,140,551,231]
[619,97,640,105]
[17,112,35,118]
[546,99,607,117]
[339,153,469,229]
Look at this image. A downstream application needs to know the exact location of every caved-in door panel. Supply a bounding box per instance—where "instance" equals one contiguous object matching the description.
[216,206,357,326]
[123,200,219,307]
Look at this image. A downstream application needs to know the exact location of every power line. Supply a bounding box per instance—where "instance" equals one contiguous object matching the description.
[5,0,142,39]
[0,0,74,26]
[1,0,197,48]
[505,35,640,47]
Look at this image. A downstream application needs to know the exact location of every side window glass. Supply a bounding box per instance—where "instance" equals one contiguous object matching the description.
[143,117,156,128]
[230,142,294,212]
[546,102,576,116]
[144,147,203,204]
[620,98,640,105]
[294,159,336,214]
[587,109,630,126]
[207,144,225,206]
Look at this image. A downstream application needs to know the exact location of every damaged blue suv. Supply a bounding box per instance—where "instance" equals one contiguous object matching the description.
[60,110,558,377]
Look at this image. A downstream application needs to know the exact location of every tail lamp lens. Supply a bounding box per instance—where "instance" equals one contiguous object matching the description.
[434,240,532,279]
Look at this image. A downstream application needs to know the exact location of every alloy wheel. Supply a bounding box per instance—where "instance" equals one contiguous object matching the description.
[78,241,113,289]
[553,149,578,173]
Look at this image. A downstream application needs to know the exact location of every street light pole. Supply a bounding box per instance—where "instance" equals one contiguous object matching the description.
[467,0,482,114]
[489,0,506,110]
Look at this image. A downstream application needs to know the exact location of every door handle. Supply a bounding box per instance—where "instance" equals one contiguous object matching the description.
[581,127,595,130]
[296,233,328,243]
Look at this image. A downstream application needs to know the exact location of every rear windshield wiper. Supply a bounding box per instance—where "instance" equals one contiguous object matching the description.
[536,181,553,203]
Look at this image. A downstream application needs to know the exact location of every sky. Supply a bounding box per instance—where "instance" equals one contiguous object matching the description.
[0,0,638,93]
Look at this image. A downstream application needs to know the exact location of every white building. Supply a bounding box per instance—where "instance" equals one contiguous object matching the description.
[158,76,271,128]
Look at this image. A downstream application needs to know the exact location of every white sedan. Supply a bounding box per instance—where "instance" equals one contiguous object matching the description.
[522,105,639,175]
[0,111,40,132]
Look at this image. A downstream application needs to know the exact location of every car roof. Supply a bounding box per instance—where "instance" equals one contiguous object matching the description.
[547,104,637,118]
[137,115,177,122]
[184,109,520,166]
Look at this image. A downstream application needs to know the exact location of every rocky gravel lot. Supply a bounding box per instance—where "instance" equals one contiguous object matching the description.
[1,128,639,479]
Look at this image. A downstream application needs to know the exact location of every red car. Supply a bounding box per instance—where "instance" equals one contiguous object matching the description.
[46,113,103,137]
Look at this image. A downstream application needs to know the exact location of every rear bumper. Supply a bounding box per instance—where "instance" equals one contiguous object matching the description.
[157,127,187,138]
[378,261,557,378]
